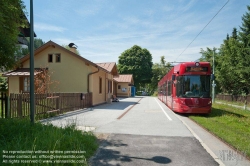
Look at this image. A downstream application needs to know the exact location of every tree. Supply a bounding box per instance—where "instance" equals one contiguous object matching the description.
[237,5,250,95]
[20,38,45,56]
[199,47,222,93]
[62,44,80,55]
[148,56,171,95]
[118,45,153,88]
[34,67,59,94]
[199,47,218,66]
[217,35,241,95]
[0,75,7,92]
[0,0,27,71]
[239,5,250,47]
[232,27,238,39]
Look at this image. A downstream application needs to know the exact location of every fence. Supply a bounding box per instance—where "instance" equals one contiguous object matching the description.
[0,92,8,118]
[0,92,92,119]
[216,94,250,104]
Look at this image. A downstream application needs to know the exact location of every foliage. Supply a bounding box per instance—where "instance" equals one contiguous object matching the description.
[0,0,27,71]
[34,67,59,94]
[62,44,80,55]
[199,5,250,96]
[217,5,250,95]
[0,75,8,92]
[147,56,171,95]
[0,118,98,165]
[190,103,250,159]
[217,34,243,95]
[118,45,153,88]
[19,38,46,57]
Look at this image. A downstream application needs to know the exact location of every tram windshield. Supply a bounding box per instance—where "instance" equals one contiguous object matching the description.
[176,75,210,98]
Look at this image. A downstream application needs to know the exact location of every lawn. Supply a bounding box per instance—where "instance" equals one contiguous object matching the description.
[190,103,250,159]
[0,118,98,165]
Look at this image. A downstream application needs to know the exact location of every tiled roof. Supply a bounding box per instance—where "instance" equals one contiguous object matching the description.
[113,74,133,83]
[3,68,46,76]
[96,62,115,72]
[96,62,119,76]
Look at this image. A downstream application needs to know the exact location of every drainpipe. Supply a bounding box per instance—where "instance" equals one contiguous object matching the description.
[105,73,107,102]
[87,66,99,93]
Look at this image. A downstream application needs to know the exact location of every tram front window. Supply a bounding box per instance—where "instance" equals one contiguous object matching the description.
[176,75,210,98]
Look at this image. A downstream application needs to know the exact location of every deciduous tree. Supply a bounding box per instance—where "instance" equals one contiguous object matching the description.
[118,45,153,88]
[0,0,27,71]
[148,56,171,95]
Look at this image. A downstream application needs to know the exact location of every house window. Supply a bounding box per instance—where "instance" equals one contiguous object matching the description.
[110,80,112,93]
[108,80,112,93]
[48,54,53,62]
[99,77,102,94]
[55,53,61,62]
[118,85,121,89]
[23,77,30,92]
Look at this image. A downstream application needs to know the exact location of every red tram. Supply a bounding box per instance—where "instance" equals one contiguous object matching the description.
[158,62,212,114]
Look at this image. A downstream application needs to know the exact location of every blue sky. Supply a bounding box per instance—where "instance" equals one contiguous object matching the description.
[23,0,249,64]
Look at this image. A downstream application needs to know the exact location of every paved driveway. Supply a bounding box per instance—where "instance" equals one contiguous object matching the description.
[41,97,249,166]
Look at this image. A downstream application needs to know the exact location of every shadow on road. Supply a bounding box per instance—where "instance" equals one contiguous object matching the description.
[90,138,171,165]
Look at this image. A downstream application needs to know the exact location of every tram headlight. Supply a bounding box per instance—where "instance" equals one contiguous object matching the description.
[208,100,212,105]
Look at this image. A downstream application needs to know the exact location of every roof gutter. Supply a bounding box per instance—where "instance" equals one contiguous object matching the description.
[87,66,99,93]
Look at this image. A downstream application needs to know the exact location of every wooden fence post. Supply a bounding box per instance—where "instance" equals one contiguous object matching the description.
[1,92,3,118]
[56,94,60,114]
[5,94,9,118]
[17,94,22,117]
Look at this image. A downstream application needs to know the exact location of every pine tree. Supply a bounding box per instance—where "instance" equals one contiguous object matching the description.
[238,5,250,95]
[232,27,238,39]
[239,5,250,47]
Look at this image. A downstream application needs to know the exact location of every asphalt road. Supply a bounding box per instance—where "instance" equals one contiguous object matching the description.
[42,97,250,166]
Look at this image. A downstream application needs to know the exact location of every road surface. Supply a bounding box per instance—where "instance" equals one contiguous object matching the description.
[41,96,250,166]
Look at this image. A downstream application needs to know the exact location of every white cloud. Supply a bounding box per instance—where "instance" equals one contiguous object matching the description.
[35,23,66,32]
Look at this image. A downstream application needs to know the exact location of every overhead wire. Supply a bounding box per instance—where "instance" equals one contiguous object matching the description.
[175,0,230,61]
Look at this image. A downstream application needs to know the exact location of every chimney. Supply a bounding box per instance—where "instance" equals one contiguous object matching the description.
[68,43,78,54]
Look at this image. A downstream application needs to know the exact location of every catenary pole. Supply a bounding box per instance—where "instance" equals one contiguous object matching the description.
[30,0,35,124]
[212,50,215,103]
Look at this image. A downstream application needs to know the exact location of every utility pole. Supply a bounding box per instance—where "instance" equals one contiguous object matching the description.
[30,0,35,124]
[212,49,216,103]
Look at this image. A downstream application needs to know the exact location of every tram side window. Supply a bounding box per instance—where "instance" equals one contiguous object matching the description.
[164,83,167,95]
[167,81,172,96]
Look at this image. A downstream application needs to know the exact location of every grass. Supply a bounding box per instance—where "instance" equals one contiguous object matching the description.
[0,118,98,165]
[216,99,248,107]
[190,103,250,159]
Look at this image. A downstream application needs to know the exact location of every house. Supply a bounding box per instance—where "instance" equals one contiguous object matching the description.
[113,74,134,97]
[95,64,135,98]
[96,62,119,99]
[3,40,118,106]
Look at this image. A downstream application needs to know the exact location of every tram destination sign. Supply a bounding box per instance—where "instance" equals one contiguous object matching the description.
[186,67,208,72]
